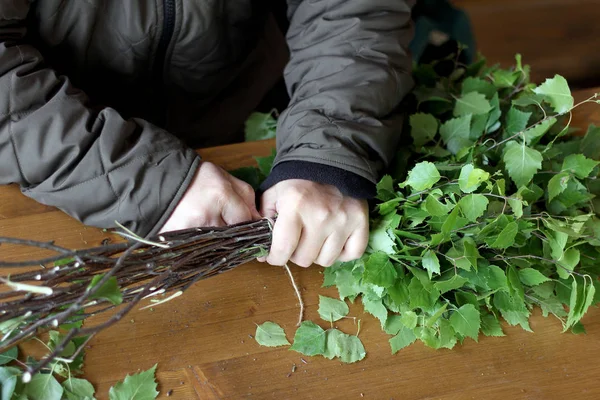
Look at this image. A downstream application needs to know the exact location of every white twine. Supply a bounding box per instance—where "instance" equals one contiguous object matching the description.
[264,217,304,326]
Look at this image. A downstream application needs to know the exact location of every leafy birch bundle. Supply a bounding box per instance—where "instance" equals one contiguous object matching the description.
[0,220,271,380]
[318,54,600,353]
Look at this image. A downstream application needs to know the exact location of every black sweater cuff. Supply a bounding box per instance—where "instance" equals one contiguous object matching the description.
[259,161,376,199]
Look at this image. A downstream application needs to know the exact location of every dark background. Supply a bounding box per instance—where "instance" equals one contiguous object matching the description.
[454,0,600,88]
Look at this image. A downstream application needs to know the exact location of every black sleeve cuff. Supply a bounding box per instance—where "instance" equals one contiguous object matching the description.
[258,161,376,199]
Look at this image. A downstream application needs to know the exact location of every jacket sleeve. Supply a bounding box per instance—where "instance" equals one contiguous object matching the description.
[261,0,415,198]
[0,1,200,237]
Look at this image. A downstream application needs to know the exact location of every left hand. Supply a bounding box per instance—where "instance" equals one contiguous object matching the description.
[260,179,369,267]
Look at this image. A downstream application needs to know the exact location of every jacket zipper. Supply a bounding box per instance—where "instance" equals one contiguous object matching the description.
[154,0,176,83]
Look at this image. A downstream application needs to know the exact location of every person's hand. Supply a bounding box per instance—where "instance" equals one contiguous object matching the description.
[159,162,261,233]
[260,179,369,267]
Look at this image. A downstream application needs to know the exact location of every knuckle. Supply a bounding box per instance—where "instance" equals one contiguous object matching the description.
[312,205,332,223]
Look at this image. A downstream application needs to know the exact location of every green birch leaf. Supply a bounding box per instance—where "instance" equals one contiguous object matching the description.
[523,117,557,145]
[538,295,568,318]
[53,257,74,267]
[505,107,531,136]
[384,315,404,335]
[434,275,470,294]
[553,179,592,209]
[490,222,518,249]
[323,329,345,359]
[335,268,363,300]
[581,124,600,160]
[508,266,525,302]
[368,212,400,254]
[290,321,327,356]
[387,281,410,307]
[486,93,501,132]
[454,92,492,116]
[400,311,419,330]
[425,303,449,327]
[449,304,481,341]
[318,296,350,322]
[502,310,533,332]
[230,167,262,190]
[493,292,532,332]
[564,276,594,331]
[518,268,550,286]
[561,154,600,179]
[480,313,505,337]
[108,366,158,400]
[363,252,397,288]
[482,265,509,291]
[461,77,496,98]
[362,296,388,328]
[565,276,582,330]
[0,347,17,366]
[88,275,123,306]
[376,175,396,201]
[389,325,417,354]
[458,194,489,222]
[533,75,574,114]
[47,331,76,359]
[0,366,20,400]
[531,281,555,299]
[254,149,276,176]
[446,246,471,271]
[335,333,366,363]
[440,115,473,154]
[408,277,437,311]
[558,248,580,277]
[400,161,441,191]
[322,266,337,287]
[62,378,95,400]
[437,319,458,349]
[470,113,488,139]
[548,172,570,202]
[458,164,490,193]
[440,206,462,238]
[508,197,523,219]
[422,250,441,278]
[548,230,569,261]
[24,373,64,400]
[512,92,545,108]
[503,141,543,188]
[255,322,290,347]
[571,322,587,335]
[492,69,520,88]
[463,238,480,270]
[244,111,277,141]
[410,113,438,147]
[425,195,451,216]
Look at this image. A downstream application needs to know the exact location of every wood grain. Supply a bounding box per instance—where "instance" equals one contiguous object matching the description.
[453,0,600,86]
[1,91,600,399]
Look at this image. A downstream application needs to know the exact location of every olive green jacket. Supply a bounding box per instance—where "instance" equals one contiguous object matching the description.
[0,0,414,236]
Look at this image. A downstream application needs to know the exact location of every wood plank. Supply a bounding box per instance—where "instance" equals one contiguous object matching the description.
[453,0,600,86]
[2,90,600,399]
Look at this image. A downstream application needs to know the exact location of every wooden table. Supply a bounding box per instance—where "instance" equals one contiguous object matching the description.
[2,89,600,400]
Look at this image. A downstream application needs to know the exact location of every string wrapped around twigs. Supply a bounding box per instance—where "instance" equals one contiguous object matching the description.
[0,219,272,381]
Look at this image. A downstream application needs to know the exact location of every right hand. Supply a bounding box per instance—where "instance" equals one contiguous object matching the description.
[159,161,261,233]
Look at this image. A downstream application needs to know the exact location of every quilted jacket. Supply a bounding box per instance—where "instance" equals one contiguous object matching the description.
[0,0,414,236]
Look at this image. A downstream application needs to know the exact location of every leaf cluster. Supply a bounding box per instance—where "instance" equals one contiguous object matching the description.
[324,54,600,352]
[255,295,365,363]
[0,332,159,400]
